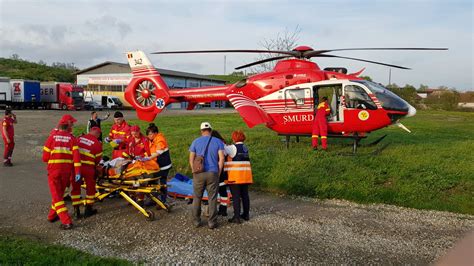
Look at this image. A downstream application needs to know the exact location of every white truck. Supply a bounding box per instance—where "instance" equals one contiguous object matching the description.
[91,95,123,109]
[0,77,11,108]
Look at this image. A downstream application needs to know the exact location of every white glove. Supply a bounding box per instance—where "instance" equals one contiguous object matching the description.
[104,137,111,143]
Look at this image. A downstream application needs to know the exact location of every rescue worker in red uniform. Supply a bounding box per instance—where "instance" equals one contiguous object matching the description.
[2,109,17,167]
[312,96,331,150]
[70,127,103,219]
[42,117,81,230]
[105,111,130,159]
[123,125,150,159]
[50,114,77,134]
[123,125,150,205]
[50,114,77,201]
[224,130,253,224]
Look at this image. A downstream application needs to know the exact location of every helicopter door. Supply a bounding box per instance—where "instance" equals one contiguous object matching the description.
[312,83,343,122]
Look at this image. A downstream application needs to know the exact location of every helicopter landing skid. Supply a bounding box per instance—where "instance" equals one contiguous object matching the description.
[280,133,388,155]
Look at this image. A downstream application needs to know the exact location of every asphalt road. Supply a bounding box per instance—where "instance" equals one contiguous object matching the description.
[0,109,473,264]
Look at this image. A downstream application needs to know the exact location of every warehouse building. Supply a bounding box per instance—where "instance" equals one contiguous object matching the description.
[75,62,227,108]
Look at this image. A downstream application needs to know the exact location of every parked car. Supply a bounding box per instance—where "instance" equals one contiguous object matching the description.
[84,101,104,111]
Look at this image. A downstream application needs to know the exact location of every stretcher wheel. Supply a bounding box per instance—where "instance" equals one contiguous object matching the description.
[146,210,155,221]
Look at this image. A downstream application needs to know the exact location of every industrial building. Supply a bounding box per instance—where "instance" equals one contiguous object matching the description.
[75,62,227,108]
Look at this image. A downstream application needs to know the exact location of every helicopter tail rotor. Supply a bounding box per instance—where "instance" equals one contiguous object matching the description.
[125,51,170,121]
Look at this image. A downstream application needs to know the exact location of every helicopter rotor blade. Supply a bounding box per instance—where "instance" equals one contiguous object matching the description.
[152,49,298,56]
[235,55,291,70]
[305,47,448,57]
[314,54,411,70]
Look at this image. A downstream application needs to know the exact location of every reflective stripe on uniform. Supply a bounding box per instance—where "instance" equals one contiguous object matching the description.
[224,167,252,171]
[51,147,72,154]
[72,146,79,150]
[54,201,65,207]
[321,136,327,139]
[56,207,68,214]
[74,163,82,167]
[43,146,51,152]
[48,159,73,164]
[79,149,95,158]
[71,195,81,199]
[160,164,172,170]
[84,199,95,204]
[312,135,319,138]
[95,152,103,157]
[112,130,126,135]
[80,160,95,165]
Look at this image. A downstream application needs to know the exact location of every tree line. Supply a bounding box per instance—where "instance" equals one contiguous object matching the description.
[0,55,77,82]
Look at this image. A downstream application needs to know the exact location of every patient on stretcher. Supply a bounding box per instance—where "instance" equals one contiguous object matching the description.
[98,156,160,179]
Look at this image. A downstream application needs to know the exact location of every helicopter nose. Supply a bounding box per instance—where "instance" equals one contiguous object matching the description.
[406,104,417,117]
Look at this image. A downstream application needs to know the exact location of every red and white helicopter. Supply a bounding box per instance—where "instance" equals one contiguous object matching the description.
[124,46,446,150]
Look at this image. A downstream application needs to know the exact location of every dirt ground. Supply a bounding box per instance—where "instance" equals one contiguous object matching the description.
[0,109,473,264]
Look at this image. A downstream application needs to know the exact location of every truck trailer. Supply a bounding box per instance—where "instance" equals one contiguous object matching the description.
[0,77,11,108]
[40,82,85,110]
[10,79,41,109]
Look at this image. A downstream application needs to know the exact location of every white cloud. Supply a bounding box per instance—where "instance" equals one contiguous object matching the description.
[0,0,472,90]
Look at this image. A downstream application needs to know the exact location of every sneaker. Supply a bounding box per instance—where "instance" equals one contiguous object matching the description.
[193,220,202,228]
[208,223,218,229]
[60,223,73,230]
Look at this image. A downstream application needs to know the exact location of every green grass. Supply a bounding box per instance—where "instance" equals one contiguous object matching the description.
[0,236,130,265]
[74,110,474,214]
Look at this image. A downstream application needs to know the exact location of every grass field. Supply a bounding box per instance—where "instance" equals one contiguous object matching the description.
[0,236,130,265]
[75,110,474,215]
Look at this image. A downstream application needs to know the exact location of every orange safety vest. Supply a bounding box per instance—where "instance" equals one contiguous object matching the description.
[224,143,253,184]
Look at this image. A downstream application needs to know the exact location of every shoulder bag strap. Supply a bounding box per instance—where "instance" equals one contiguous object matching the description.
[203,136,213,157]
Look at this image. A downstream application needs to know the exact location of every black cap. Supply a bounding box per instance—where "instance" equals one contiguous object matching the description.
[114,111,124,118]
[322,96,328,101]
[5,109,11,115]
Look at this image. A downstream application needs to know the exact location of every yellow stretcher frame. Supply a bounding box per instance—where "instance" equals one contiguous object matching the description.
[83,175,170,221]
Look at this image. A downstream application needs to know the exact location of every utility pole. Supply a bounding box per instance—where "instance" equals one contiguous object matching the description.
[224,55,227,75]
[388,68,392,85]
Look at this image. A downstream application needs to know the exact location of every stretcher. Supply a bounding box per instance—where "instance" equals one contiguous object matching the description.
[88,158,170,220]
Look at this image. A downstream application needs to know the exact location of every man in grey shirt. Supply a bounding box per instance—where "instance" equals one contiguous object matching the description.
[189,122,225,229]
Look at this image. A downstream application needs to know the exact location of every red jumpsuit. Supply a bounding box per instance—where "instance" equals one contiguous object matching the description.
[2,116,15,164]
[42,130,81,225]
[71,134,103,207]
[123,135,150,158]
[312,101,331,150]
[108,122,130,159]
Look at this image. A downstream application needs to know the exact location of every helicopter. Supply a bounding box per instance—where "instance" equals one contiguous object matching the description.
[124,46,446,151]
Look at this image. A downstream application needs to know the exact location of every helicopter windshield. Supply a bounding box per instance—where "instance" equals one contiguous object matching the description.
[353,80,410,112]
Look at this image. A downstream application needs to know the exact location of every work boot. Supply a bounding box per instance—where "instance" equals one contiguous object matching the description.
[218,205,228,216]
[48,216,59,223]
[84,205,98,218]
[60,223,73,230]
[73,206,82,219]
[240,214,250,221]
[228,216,242,224]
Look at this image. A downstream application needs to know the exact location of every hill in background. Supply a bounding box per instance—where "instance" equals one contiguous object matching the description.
[0,57,77,82]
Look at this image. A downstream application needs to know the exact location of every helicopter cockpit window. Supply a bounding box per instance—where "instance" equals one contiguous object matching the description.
[285,88,310,108]
[344,85,377,110]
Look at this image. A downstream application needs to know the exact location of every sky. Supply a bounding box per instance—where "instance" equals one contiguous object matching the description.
[0,0,472,91]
